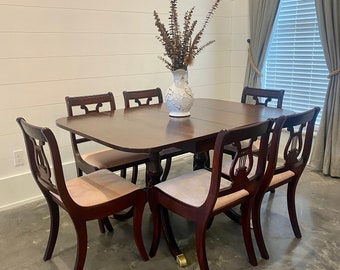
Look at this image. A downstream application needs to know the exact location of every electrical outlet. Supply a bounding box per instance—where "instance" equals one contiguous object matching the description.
[13,149,25,166]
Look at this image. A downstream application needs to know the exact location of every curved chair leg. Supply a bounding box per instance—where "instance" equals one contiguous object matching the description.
[131,165,138,184]
[44,199,60,261]
[97,217,113,233]
[206,216,214,230]
[113,165,139,221]
[133,197,149,261]
[224,208,241,224]
[252,196,269,259]
[120,168,127,178]
[195,222,209,270]
[161,158,172,182]
[287,181,302,238]
[73,220,88,270]
[102,217,113,232]
[241,202,257,266]
[149,204,161,257]
[76,167,83,177]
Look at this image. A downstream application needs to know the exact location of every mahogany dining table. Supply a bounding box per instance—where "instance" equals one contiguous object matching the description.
[56,98,293,266]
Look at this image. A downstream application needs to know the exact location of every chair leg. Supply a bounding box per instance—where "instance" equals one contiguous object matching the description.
[77,167,83,177]
[73,220,88,270]
[113,166,138,220]
[102,217,113,232]
[149,203,161,257]
[43,199,60,261]
[97,217,113,233]
[252,196,269,259]
[241,202,257,266]
[224,208,241,224]
[206,216,214,230]
[195,222,209,270]
[131,165,138,184]
[120,168,127,178]
[133,194,149,261]
[161,158,172,182]
[287,181,302,238]
[98,219,105,233]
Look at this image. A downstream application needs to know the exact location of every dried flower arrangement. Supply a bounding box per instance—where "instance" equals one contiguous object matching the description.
[154,0,222,71]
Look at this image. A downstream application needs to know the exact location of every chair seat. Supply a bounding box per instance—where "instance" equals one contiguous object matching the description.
[240,156,295,188]
[82,148,149,169]
[155,169,248,209]
[269,170,295,188]
[64,170,141,207]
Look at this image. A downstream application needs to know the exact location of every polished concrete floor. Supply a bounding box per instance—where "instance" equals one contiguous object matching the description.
[1,156,339,270]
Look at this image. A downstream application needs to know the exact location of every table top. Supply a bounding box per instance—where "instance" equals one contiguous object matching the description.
[56,98,293,153]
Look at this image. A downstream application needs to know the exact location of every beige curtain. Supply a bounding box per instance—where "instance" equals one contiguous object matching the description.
[244,0,280,88]
[311,0,340,177]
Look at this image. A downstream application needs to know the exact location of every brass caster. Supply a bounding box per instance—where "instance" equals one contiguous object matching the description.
[176,254,187,267]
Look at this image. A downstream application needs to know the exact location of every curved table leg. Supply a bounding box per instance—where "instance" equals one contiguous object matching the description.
[147,152,187,267]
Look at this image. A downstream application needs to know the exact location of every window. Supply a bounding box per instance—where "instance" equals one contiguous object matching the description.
[262,0,328,125]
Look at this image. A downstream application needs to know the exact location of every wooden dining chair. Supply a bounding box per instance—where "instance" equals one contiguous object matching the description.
[148,119,275,269]
[16,117,149,270]
[252,107,320,260]
[224,86,285,158]
[123,87,163,108]
[241,86,285,108]
[123,88,186,182]
[65,92,150,223]
[65,92,149,178]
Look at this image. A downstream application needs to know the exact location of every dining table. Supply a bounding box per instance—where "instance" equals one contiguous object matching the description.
[56,98,294,266]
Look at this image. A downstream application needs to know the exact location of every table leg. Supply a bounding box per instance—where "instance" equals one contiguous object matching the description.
[193,151,210,170]
[145,152,163,187]
[147,152,187,267]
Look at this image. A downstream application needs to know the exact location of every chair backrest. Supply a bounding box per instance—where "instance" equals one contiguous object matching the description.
[241,87,285,108]
[207,119,275,210]
[65,92,116,116]
[123,88,163,108]
[276,107,320,175]
[16,117,73,206]
[65,92,117,175]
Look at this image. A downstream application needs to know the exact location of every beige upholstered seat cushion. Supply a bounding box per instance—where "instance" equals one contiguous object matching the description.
[82,148,148,169]
[269,170,295,187]
[64,169,140,207]
[155,169,249,209]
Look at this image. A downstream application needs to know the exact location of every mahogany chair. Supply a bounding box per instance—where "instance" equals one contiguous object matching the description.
[241,86,285,108]
[16,117,148,270]
[224,87,285,158]
[123,87,163,108]
[123,88,186,182]
[252,107,320,260]
[65,92,150,223]
[149,119,275,269]
[65,92,149,178]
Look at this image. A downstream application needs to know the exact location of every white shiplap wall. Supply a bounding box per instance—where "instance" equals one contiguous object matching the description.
[0,0,249,209]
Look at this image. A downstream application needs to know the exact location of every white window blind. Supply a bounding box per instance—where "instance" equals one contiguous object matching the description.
[262,0,328,125]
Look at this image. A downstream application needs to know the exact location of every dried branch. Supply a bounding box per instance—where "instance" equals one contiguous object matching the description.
[154,0,221,71]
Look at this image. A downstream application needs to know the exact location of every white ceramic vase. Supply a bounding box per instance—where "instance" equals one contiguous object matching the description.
[165,69,194,117]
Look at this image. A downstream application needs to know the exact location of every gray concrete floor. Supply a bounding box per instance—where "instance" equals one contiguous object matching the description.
[1,156,339,270]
